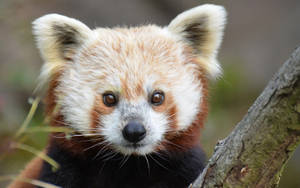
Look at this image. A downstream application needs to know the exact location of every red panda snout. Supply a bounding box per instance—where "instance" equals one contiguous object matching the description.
[99,99,169,155]
[122,120,147,143]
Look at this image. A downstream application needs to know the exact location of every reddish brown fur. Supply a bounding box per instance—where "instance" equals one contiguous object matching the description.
[134,81,144,97]
[166,105,178,131]
[44,71,105,156]
[152,92,175,113]
[90,95,114,129]
[44,71,62,117]
[160,57,209,152]
[8,156,44,188]
[50,113,107,156]
[120,75,146,100]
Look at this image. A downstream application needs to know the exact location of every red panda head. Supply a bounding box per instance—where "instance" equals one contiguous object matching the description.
[33,4,226,155]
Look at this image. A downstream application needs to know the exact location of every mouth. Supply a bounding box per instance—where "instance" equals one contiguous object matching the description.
[123,143,146,149]
[115,141,155,155]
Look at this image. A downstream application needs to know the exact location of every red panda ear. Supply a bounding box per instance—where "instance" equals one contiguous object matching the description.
[167,4,227,78]
[32,14,92,88]
[33,14,92,62]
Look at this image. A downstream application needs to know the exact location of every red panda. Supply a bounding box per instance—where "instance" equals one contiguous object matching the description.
[9,4,226,188]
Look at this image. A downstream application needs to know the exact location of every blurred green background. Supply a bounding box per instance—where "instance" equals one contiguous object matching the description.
[1,0,300,187]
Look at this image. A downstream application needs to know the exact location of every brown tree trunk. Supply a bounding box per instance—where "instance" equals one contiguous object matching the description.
[192,47,300,188]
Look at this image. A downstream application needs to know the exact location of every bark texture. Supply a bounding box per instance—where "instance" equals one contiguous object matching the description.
[192,47,300,188]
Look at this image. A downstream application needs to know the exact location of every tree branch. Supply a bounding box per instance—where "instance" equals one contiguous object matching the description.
[192,47,300,188]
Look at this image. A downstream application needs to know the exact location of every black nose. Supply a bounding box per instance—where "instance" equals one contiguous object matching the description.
[122,121,146,143]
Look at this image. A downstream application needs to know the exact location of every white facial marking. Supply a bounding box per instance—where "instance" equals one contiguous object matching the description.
[100,99,168,155]
[171,68,202,130]
[57,66,95,133]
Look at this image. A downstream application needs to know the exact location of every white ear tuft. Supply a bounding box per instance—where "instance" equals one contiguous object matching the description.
[167,4,227,78]
[33,14,92,63]
[32,14,92,89]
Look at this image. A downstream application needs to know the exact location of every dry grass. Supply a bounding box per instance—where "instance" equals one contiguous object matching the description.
[0,97,73,188]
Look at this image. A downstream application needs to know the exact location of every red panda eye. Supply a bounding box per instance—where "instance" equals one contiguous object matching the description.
[150,91,165,106]
[103,92,118,107]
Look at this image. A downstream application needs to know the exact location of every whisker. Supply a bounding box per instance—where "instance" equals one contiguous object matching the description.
[93,145,111,160]
[163,140,184,150]
[148,155,170,171]
[83,140,109,152]
[50,132,102,141]
[167,131,195,137]
[144,155,150,175]
[51,119,77,127]
[50,134,68,139]
[51,119,102,132]
[152,151,168,161]
[94,144,114,160]
[78,137,104,143]
[99,150,114,159]
[71,133,102,137]
[119,155,130,169]
[103,151,118,162]
[167,113,177,119]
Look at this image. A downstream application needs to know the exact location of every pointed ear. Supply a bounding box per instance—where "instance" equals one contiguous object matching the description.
[33,14,92,62]
[168,4,227,78]
[32,14,92,86]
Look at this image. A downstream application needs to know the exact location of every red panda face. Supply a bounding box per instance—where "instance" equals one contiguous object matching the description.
[56,27,203,155]
[33,5,226,155]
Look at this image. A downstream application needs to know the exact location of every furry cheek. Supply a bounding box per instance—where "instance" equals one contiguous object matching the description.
[58,78,96,134]
[99,110,123,145]
[144,109,169,145]
[171,75,202,130]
